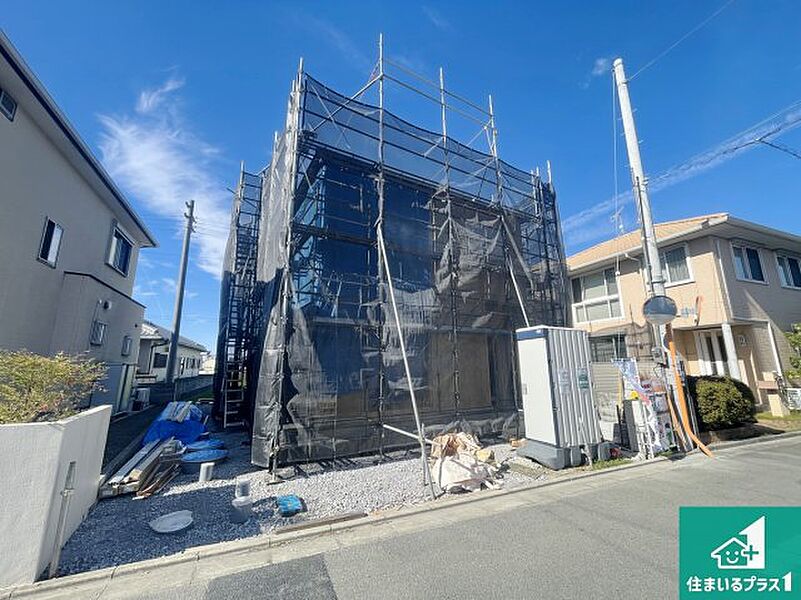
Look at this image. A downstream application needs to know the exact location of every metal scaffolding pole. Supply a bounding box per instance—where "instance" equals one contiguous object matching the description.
[375,34,434,497]
[439,66,461,416]
[269,58,305,474]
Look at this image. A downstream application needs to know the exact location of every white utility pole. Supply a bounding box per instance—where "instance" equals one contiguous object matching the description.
[613,58,665,298]
[166,200,195,384]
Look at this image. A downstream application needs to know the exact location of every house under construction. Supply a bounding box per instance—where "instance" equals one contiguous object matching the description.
[216,43,568,470]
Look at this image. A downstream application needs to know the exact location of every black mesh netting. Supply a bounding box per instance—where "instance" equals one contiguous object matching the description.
[219,74,567,468]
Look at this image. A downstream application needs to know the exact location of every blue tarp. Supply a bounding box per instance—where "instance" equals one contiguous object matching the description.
[143,403,206,446]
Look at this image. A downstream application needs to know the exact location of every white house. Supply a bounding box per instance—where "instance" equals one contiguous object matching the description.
[0,31,157,414]
[136,320,207,383]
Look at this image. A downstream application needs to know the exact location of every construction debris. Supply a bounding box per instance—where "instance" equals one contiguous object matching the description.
[99,438,182,499]
[430,432,500,493]
[143,402,206,446]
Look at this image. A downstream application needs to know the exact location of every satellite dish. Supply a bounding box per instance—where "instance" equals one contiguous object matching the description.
[643,295,677,326]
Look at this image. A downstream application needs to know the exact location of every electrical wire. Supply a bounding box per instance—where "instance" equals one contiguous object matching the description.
[628,0,736,81]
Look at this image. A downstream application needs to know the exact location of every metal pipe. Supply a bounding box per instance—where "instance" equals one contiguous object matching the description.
[381,422,438,445]
[377,227,436,499]
[508,256,531,328]
[49,461,76,578]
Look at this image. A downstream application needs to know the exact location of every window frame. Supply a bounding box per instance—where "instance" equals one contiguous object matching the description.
[107,222,134,277]
[89,321,107,346]
[776,252,801,290]
[37,217,64,268]
[121,335,133,357]
[571,267,624,324]
[730,242,767,285]
[0,87,17,121]
[152,352,168,369]
[660,243,694,287]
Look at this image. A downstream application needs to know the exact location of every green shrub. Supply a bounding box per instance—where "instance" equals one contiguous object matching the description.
[687,375,756,431]
[0,350,106,424]
[786,323,801,384]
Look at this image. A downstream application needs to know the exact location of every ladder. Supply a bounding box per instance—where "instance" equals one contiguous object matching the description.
[221,166,263,428]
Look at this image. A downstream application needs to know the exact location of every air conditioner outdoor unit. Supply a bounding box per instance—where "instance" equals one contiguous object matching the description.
[515,326,603,470]
[133,387,151,411]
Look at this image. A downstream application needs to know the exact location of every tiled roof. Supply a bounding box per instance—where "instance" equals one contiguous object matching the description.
[566,213,729,271]
[141,320,207,352]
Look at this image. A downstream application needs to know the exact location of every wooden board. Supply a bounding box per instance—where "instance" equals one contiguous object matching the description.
[106,440,160,486]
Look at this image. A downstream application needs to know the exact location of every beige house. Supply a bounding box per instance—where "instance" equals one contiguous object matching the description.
[0,32,157,413]
[136,321,207,384]
[567,213,801,404]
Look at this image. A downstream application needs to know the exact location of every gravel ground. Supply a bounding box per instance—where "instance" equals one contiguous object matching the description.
[58,431,542,576]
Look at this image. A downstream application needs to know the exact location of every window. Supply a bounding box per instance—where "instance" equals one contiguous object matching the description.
[108,227,133,275]
[660,245,691,284]
[0,87,17,121]
[776,254,801,289]
[732,243,765,282]
[90,321,107,346]
[121,335,133,356]
[571,268,622,323]
[153,353,168,369]
[590,335,627,362]
[38,219,63,267]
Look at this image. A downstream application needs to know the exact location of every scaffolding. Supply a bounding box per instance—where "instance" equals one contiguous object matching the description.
[218,39,568,469]
[214,165,263,428]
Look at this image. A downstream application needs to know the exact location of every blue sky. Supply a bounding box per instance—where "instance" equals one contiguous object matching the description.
[5,1,801,351]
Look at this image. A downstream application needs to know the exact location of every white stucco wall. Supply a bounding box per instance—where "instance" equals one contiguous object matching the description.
[0,406,110,587]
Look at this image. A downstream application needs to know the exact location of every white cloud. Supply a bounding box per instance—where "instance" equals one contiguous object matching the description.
[562,193,632,248]
[98,77,231,278]
[591,57,612,77]
[304,17,371,72]
[562,101,801,248]
[422,6,452,32]
[136,77,184,114]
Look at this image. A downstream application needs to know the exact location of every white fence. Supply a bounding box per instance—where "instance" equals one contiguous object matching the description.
[0,405,110,587]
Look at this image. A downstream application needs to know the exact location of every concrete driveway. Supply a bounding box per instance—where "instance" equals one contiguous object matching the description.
[11,434,801,600]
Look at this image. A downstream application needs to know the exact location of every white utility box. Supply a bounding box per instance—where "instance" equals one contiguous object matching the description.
[516,326,602,469]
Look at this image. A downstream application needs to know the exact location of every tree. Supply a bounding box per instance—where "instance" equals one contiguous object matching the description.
[0,350,106,424]
[786,323,801,383]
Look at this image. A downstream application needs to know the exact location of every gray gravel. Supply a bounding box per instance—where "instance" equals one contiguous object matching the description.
[58,431,541,576]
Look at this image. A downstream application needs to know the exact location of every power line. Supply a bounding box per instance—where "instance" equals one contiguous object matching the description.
[628,0,736,81]
[756,138,801,161]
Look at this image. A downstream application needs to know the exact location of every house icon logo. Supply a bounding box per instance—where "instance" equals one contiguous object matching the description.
[710,516,765,570]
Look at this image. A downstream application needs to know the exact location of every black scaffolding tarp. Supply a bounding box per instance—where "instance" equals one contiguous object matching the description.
[238,73,566,468]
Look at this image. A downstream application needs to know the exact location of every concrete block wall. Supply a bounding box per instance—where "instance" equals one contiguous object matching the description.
[0,405,110,587]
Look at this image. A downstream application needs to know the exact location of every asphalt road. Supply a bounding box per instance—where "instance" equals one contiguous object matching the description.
[27,435,801,600]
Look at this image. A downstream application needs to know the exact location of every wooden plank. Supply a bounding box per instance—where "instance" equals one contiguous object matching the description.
[136,464,179,498]
[126,437,173,483]
[107,440,159,486]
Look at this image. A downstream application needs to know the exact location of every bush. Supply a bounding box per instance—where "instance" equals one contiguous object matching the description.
[786,323,801,384]
[0,350,106,424]
[687,375,756,431]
